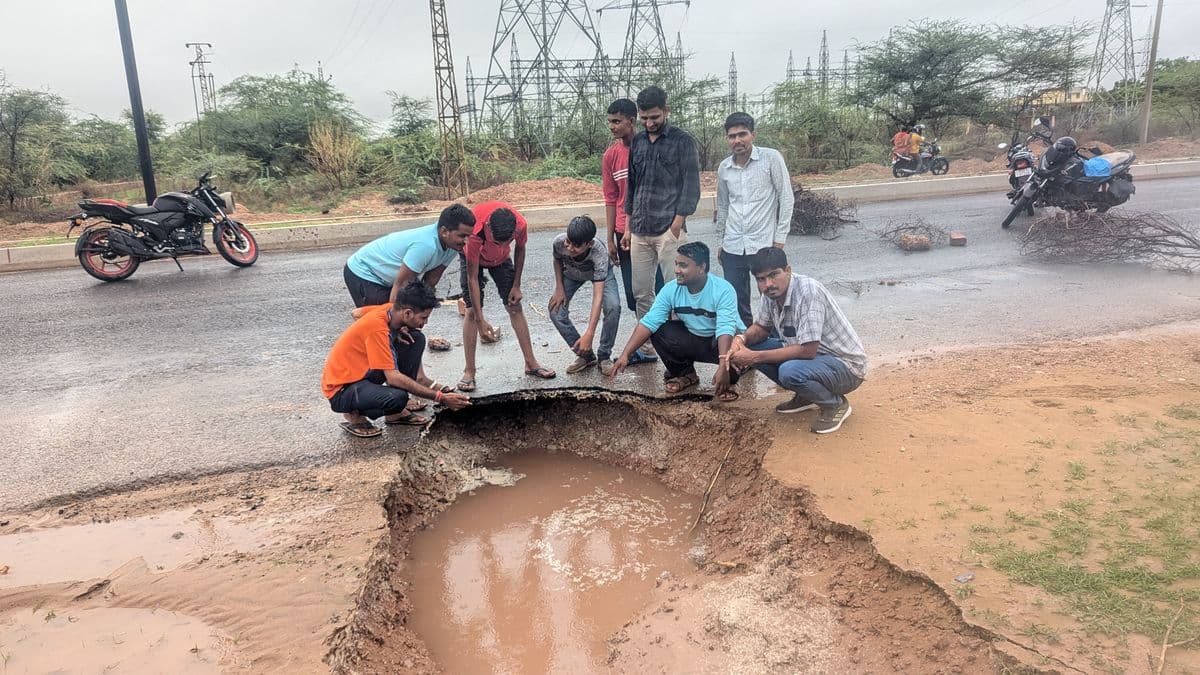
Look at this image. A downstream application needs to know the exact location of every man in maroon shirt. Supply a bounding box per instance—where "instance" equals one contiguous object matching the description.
[458,201,555,391]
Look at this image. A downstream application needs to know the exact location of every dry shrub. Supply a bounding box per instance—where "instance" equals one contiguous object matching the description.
[876,218,949,249]
[791,185,857,239]
[1019,211,1200,272]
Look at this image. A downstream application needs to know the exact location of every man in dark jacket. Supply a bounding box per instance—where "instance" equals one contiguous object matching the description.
[624,85,702,346]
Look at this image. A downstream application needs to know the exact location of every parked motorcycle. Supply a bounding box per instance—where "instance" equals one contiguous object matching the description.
[68,172,258,281]
[1000,133,1136,229]
[996,118,1054,217]
[892,139,951,178]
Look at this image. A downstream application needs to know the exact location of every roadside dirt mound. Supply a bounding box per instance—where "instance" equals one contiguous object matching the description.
[464,177,602,205]
[327,395,1011,674]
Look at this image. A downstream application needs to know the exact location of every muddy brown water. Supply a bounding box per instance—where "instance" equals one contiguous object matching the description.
[406,451,698,674]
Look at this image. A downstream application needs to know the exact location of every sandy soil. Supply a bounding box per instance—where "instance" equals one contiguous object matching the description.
[6,137,1197,243]
[2,327,1198,673]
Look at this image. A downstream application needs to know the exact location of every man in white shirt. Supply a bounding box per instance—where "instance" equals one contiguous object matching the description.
[715,112,795,327]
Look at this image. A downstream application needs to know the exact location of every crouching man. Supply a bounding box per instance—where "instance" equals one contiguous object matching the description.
[321,281,471,437]
[727,247,867,434]
[609,242,745,401]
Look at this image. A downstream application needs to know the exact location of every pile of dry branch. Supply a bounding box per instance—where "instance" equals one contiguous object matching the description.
[1019,211,1200,272]
[876,218,950,251]
[790,185,857,239]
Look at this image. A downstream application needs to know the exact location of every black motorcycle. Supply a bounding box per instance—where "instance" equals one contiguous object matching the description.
[997,120,1054,217]
[68,172,258,281]
[891,139,950,178]
[1000,135,1135,229]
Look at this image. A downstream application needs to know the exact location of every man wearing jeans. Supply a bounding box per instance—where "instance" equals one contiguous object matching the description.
[548,216,621,374]
[727,248,867,434]
[624,85,701,331]
[321,281,471,438]
[715,111,794,327]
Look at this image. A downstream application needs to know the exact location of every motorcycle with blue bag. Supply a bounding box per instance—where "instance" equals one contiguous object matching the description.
[67,172,258,281]
[1000,132,1136,229]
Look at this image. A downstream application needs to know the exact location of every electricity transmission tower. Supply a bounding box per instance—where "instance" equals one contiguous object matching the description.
[469,0,612,153]
[596,0,689,95]
[727,52,737,113]
[818,30,830,104]
[429,0,469,198]
[185,42,216,145]
[1085,0,1138,112]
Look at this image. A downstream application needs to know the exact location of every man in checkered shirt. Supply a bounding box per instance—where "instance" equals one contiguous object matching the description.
[727,247,867,433]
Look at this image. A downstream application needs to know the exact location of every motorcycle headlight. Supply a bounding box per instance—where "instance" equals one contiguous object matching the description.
[219,191,234,213]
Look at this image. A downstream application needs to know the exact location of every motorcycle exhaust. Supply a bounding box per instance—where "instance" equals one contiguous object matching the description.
[105,228,168,259]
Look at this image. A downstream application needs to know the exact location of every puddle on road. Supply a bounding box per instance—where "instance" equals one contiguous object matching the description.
[406,451,698,674]
[0,507,328,589]
[0,606,223,673]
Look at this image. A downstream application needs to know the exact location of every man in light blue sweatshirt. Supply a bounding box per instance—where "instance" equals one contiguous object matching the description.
[609,241,745,401]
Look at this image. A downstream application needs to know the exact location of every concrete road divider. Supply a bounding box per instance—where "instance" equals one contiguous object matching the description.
[4,160,1198,274]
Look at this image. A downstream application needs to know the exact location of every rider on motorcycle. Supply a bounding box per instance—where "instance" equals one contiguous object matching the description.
[907,124,926,169]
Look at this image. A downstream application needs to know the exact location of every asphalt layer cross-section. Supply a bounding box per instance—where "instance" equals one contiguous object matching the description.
[1,177,1198,510]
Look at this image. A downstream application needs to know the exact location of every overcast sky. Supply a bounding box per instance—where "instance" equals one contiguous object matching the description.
[1,0,1196,129]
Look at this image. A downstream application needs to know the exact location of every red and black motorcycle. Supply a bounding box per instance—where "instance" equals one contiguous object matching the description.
[68,172,258,281]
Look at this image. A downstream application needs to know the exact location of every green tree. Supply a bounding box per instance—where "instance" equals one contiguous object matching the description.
[120,108,167,143]
[0,76,77,207]
[1153,57,1200,134]
[204,68,364,175]
[853,20,1091,129]
[69,116,138,182]
[386,92,433,137]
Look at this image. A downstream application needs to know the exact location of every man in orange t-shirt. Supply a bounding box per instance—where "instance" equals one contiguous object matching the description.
[322,281,470,437]
[457,201,554,391]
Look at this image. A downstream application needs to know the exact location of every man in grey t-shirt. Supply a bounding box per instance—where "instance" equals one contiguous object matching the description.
[549,216,622,374]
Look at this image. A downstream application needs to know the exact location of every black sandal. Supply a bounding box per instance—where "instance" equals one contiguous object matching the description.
[340,421,381,438]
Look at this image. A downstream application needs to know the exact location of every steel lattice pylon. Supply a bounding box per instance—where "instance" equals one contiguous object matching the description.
[1086,0,1138,112]
[596,0,688,95]
[430,0,469,198]
[468,0,614,153]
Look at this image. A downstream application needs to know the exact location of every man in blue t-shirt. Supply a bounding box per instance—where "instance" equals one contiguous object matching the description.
[343,204,475,307]
[609,241,745,401]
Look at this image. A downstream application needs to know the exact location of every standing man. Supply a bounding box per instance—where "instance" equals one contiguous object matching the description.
[624,85,701,335]
[610,242,744,401]
[727,247,866,434]
[715,111,795,327]
[602,97,659,366]
[321,281,471,438]
[459,200,555,391]
[548,216,621,374]
[343,204,475,307]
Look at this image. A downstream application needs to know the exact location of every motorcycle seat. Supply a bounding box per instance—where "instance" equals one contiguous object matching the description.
[81,198,158,216]
[126,204,158,215]
[1098,151,1135,174]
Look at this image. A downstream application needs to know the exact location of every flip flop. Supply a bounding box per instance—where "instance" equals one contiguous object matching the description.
[406,399,429,412]
[664,373,699,394]
[385,412,431,426]
[716,390,740,403]
[457,378,477,392]
[339,421,381,438]
[428,380,456,393]
[525,366,557,380]
[428,337,452,352]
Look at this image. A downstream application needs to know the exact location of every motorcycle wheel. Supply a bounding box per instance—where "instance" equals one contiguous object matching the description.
[1002,197,1032,229]
[931,158,950,175]
[78,227,139,281]
[892,165,908,178]
[214,220,259,267]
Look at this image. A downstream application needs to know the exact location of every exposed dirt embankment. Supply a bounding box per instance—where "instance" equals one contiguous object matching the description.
[327,394,1016,674]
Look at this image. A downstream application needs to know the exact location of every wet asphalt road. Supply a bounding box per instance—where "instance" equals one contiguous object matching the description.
[2,177,1199,510]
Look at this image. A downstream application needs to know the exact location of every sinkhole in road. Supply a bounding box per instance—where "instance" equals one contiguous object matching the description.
[326,394,1011,674]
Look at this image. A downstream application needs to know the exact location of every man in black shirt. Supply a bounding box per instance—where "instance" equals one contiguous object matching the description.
[624,85,702,343]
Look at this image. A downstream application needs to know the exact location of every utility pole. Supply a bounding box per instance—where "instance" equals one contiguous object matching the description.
[727,52,737,114]
[1139,0,1163,143]
[114,0,156,203]
[429,0,469,199]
